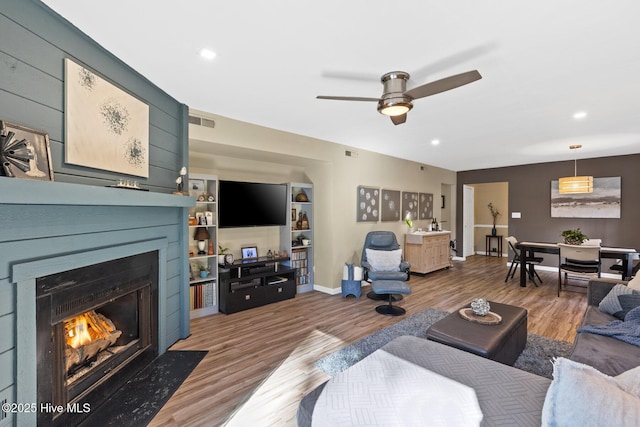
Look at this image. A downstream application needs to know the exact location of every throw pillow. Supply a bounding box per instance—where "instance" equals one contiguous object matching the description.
[628,274,640,291]
[365,248,402,272]
[599,284,640,319]
[541,358,640,427]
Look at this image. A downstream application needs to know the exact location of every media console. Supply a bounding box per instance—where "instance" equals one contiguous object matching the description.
[218,256,296,314]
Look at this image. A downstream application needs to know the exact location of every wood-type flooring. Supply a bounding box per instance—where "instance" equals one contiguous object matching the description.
[150,255,589,426]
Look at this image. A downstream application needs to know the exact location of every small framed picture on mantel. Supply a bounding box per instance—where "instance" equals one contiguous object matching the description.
[0,120,54,181]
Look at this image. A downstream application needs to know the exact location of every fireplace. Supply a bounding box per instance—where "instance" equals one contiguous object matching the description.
[35,251,158,426]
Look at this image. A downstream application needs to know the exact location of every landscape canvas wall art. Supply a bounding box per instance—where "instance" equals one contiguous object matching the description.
[551,177,621,218]
[65,58,149,177]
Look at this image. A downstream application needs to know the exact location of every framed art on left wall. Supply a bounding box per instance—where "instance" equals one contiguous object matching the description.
[0,120,54,181]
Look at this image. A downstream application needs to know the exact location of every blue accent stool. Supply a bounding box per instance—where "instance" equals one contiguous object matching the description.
[341,263,362,298]
[372,280,411,316]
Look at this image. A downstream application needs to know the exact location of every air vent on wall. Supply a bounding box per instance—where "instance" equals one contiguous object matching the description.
[188,115,215,128]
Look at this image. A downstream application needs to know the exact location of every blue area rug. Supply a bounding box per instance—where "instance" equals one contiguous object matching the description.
[316,308,572,379]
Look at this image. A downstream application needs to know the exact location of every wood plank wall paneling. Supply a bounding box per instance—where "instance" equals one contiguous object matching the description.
[0,1,188,190]
[150,255,589,427]
[0,3,192,424]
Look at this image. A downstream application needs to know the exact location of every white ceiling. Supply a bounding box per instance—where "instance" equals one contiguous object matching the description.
[42,0,640,171]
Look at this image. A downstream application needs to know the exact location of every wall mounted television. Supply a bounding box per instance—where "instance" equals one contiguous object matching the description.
[218,180,288,228]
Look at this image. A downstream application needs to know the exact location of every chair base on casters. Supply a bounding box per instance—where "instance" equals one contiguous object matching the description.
[371,280,411,316]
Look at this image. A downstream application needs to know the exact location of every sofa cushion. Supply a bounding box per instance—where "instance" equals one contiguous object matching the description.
[570,306,640,376]
[599,284,640,319]
[629,274,640,291]
[542,358,640,427]
[365,248,402,272]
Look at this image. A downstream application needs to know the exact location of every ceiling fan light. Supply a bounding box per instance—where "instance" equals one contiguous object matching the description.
[379,104,411,116]
[558,176,593,194]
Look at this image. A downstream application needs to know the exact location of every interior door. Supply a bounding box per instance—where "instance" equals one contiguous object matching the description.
[463,185,475,257]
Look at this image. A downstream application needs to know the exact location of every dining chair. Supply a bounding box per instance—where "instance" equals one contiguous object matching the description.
[557,243,601,296]
[504,236,543,286]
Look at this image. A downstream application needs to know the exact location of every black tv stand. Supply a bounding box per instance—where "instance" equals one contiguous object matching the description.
[218,257,296,314]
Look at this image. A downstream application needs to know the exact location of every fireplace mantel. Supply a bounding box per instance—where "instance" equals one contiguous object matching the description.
[0,178,194,426]
[0,178,195,208]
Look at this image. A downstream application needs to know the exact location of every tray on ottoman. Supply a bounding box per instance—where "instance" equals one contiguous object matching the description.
[426,301,527,365]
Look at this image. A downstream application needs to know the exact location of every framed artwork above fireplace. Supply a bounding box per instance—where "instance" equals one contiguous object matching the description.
[64,57,150,177]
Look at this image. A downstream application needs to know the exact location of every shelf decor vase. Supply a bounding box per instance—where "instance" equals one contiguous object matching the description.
[491,227,497,236]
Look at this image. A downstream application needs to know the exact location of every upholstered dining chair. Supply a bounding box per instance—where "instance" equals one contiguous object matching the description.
[504,236,543,285]
[558,243,601,296]
[361,231,410,300]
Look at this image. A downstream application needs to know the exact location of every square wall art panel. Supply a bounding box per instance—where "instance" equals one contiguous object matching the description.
[381,189,401,221]
[419,193,434,219]
[551,177,621,218]
[65,58,150,177]
[402,191,418,222]
[357,186,379,222]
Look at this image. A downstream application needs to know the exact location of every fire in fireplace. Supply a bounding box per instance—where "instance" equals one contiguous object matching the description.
[36,251,158,426]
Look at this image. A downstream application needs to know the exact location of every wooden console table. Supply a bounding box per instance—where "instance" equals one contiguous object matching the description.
[404,231,451,274]
[485,235,503,257]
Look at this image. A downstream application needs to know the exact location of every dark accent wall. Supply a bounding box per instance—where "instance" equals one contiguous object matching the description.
[0,0,189,190]
[456,153,640,263]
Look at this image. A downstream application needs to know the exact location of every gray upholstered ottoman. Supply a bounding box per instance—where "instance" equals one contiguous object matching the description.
[426,301,527,365]
[371,280,411,315]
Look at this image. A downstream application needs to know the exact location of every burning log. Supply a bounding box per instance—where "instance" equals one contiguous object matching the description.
[64,310,122,373]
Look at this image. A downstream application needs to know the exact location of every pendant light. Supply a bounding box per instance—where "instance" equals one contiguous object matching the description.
[558,144,593,194]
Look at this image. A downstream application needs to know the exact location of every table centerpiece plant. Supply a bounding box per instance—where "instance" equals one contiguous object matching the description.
[561,228,588,245]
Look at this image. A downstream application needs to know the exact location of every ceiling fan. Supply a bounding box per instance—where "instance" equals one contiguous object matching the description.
[317,69,482,125]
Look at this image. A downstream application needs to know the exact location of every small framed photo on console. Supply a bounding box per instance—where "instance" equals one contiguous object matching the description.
[241,246,258,259]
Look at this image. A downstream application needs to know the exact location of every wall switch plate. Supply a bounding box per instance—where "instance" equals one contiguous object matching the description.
[512,212,521,218]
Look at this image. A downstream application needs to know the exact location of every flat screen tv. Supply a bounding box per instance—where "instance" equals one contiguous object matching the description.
[219,180,288,228]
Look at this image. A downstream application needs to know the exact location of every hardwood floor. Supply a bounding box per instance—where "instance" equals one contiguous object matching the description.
[149,255,587,427]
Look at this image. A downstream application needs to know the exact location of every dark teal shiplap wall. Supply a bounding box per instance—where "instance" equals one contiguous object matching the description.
[0,0,189,189]
[0,2,191,424]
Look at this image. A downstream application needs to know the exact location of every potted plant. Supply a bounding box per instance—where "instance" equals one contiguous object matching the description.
[405,213,414,233]
[561,228,588,245]
[218,245,228,265]
[198,264,210,278]
[487,203,501,236]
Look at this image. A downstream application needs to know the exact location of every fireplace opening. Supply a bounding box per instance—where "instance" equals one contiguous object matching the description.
[36,251,158,426]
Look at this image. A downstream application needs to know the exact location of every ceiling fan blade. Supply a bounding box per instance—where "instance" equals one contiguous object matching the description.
[410,43,496,81]
[390,114,407,125]
[404,70,482,100]
[316,95,380,102]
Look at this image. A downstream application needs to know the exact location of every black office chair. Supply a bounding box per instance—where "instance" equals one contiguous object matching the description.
[361,231,410,300]
[504,236,543,286]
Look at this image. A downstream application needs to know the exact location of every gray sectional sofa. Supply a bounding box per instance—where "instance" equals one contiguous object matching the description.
[570,277,640,375]
[298,278,640,426]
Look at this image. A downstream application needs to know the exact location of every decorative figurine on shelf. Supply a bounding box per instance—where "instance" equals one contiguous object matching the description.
[208,240,214,255]
[301,212,310,229]
[296,212,304,230]
[173,166,188,195]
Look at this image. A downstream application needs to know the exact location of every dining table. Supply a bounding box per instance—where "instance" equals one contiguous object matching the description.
[516,242,639,287]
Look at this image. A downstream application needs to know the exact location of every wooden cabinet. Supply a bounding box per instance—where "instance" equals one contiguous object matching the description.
[404,231,451,274]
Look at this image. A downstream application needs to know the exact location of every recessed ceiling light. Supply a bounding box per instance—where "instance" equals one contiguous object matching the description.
[431,139,440,146]
[199,48,216,60]
[573,111,587,120]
